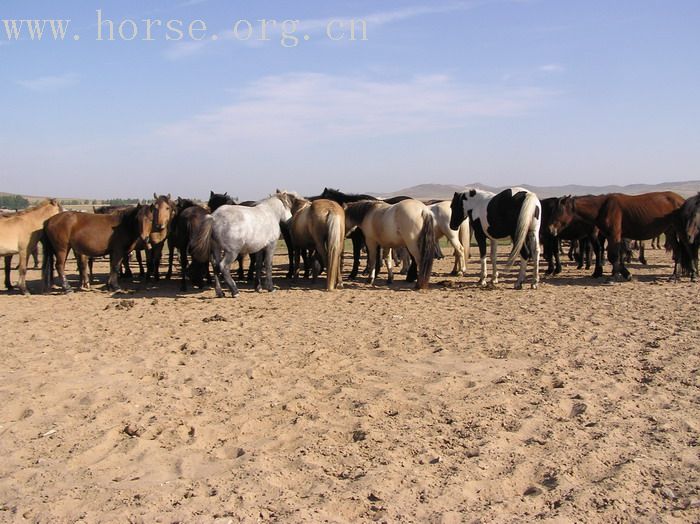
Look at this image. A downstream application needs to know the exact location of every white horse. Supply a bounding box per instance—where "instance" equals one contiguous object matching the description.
[189,191,301,297]
[430,200,471,276]
[450,187,541,289]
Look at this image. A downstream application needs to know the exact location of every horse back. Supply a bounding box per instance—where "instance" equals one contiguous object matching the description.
[45,212,121,256]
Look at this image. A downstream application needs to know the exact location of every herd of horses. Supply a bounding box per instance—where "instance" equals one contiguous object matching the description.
[1,186,699,296]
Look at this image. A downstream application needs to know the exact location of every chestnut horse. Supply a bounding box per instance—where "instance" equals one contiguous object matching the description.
[548,192,685,280]
[289,198,345,290]
[42,205,153,293]
[0,199,63,294]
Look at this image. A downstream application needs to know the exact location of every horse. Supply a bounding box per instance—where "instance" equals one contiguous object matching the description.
[169,201,211,291]
[93,205,146,278]
[450,188,541,289]
[190,191,301,297]
[166,197,199,280]
[147,194,176,280]
[289,198,345,290]
[42,205,153,293]
[429,200,471,276]
[208,191,297,281]
[677,192,700,280]
[540,197,604,277]
[548,192,685,280]
[1,200,64,294]
[343,199,435,290]
[318,188,413,279]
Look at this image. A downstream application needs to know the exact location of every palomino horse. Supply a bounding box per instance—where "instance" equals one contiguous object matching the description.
[548,192,684,280]
[318,188,412,279]
[190,191,301,297]
[450,188,541,289]
[678,192,700,280]
[429,200,471,276]
[289,198,345,290]
[343,199,435,290]
[42,205,153,293]
[0,199,63,294]
[540,197,603,277]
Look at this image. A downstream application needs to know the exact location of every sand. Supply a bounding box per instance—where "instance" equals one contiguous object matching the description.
[0,247,699,523]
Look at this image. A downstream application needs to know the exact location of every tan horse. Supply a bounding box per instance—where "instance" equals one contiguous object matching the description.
[290,198,345,290]
[147,194,175,280]
[0,199,63,294]
[344,199,436,290]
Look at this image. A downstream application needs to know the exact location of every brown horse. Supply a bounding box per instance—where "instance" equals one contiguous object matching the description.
[147,194,175,280]
[42,205,153,293]
[0,199,63,294]
[169,200,211,291]
[290,198,345,290]
[549,192,684,280]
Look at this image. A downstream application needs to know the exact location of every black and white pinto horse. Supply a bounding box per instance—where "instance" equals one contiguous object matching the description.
[450,187,541,289]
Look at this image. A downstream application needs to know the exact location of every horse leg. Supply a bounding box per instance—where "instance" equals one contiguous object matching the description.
[4,255,13,290]
[122,252,133,278]
[78,254,90,290]
[592,235,604,278]
[265,242,276,292]
[365,239,378,285]
[639,241,647,265]
[384,248,394,285]
[108,252,125,292]
[219,251,240,297]
[280,222,294,279]
[151,242,163,280]
[17,247,30,295]
[490,239,499,285]
[179,250,189,291]
[166,238,175,280]
[55,248,72,294]
[447,232,464,277]
[530,231,540,289]
[248,252,257,283]
[253,251,265,292]
[475,235,488,286]
[209,251,225,298]
[349,230,363,280]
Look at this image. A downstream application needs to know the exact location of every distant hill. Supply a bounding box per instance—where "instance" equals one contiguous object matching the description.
[376,180,700,200]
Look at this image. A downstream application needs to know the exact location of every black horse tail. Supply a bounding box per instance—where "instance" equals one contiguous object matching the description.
[417,209,435,290]
[40,229,54,293]
[189,215,213,263]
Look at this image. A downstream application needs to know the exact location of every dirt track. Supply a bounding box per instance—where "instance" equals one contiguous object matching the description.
[0,247,699,523]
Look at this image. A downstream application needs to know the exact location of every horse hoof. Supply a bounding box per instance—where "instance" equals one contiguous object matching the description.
[531,283,539,290]
[64,288,74,295]
[21,288,30,296]
[267,287,276,293]
[514,282,523,290]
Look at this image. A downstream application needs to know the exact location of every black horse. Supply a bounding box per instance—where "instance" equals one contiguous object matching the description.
[540,197,604,277]
[318,188,413,279]
[165,197,199,281]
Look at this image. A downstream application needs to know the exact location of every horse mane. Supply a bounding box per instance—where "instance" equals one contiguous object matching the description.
[1,198,59,217]
[344,200,384,223]
[322,187,377,203]
[680,192,700,221]
[176,198,198,210]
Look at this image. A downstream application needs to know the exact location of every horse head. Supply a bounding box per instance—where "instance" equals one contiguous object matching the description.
[683,193,700,243]
[151,193,175,235]
[548,195,575,236]
[449,192,469,231]
[208,191,236,212]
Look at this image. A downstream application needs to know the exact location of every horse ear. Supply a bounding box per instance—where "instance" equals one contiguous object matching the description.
[210,190,214,197]
[469,189,476,197]
[167,193,171,201]
[153,192,158,200]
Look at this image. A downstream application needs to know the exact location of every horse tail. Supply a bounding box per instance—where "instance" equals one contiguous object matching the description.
[507,192,539,266]
[40,229,54,293]
[417,209,435,290]
[325,211,344,291]
[189,215,213,263]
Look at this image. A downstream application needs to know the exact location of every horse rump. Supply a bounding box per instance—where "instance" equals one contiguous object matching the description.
[188,215,214,263]
[507,192,539,266]
[417,211,436,290]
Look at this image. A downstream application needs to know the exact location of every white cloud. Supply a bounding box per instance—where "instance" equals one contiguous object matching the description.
[16,73,79,92]
[155,72,553,147]
[165,1,483,60]
[538,63,565,73]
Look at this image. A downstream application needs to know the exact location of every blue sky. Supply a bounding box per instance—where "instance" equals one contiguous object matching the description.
[1,0,699,199]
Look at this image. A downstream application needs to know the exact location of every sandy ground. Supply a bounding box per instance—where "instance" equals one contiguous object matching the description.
[0,246,699,523]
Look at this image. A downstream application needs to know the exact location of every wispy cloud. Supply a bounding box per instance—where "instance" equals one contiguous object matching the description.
[16,73,79,92]
[165,1,483,60]
[538,63,565,73]
[155,72,553,147]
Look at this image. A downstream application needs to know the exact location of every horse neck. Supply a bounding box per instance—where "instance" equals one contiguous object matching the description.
[345,201,381,228]
[260,196,287,221]
[572,196,604,223]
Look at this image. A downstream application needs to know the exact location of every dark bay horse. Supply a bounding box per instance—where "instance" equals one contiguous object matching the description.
[169,200,211,291]
[42,205,153,293]
[678,192,700,280]
[166,197,198,280]
[540,197,604,277]
[548,192,685,280]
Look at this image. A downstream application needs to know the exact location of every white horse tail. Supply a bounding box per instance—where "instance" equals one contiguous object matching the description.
[459,217,471,259]
[189,214,214,263]
[507,192,539,266]
[417,209,436,290]
[325,211,344,291]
